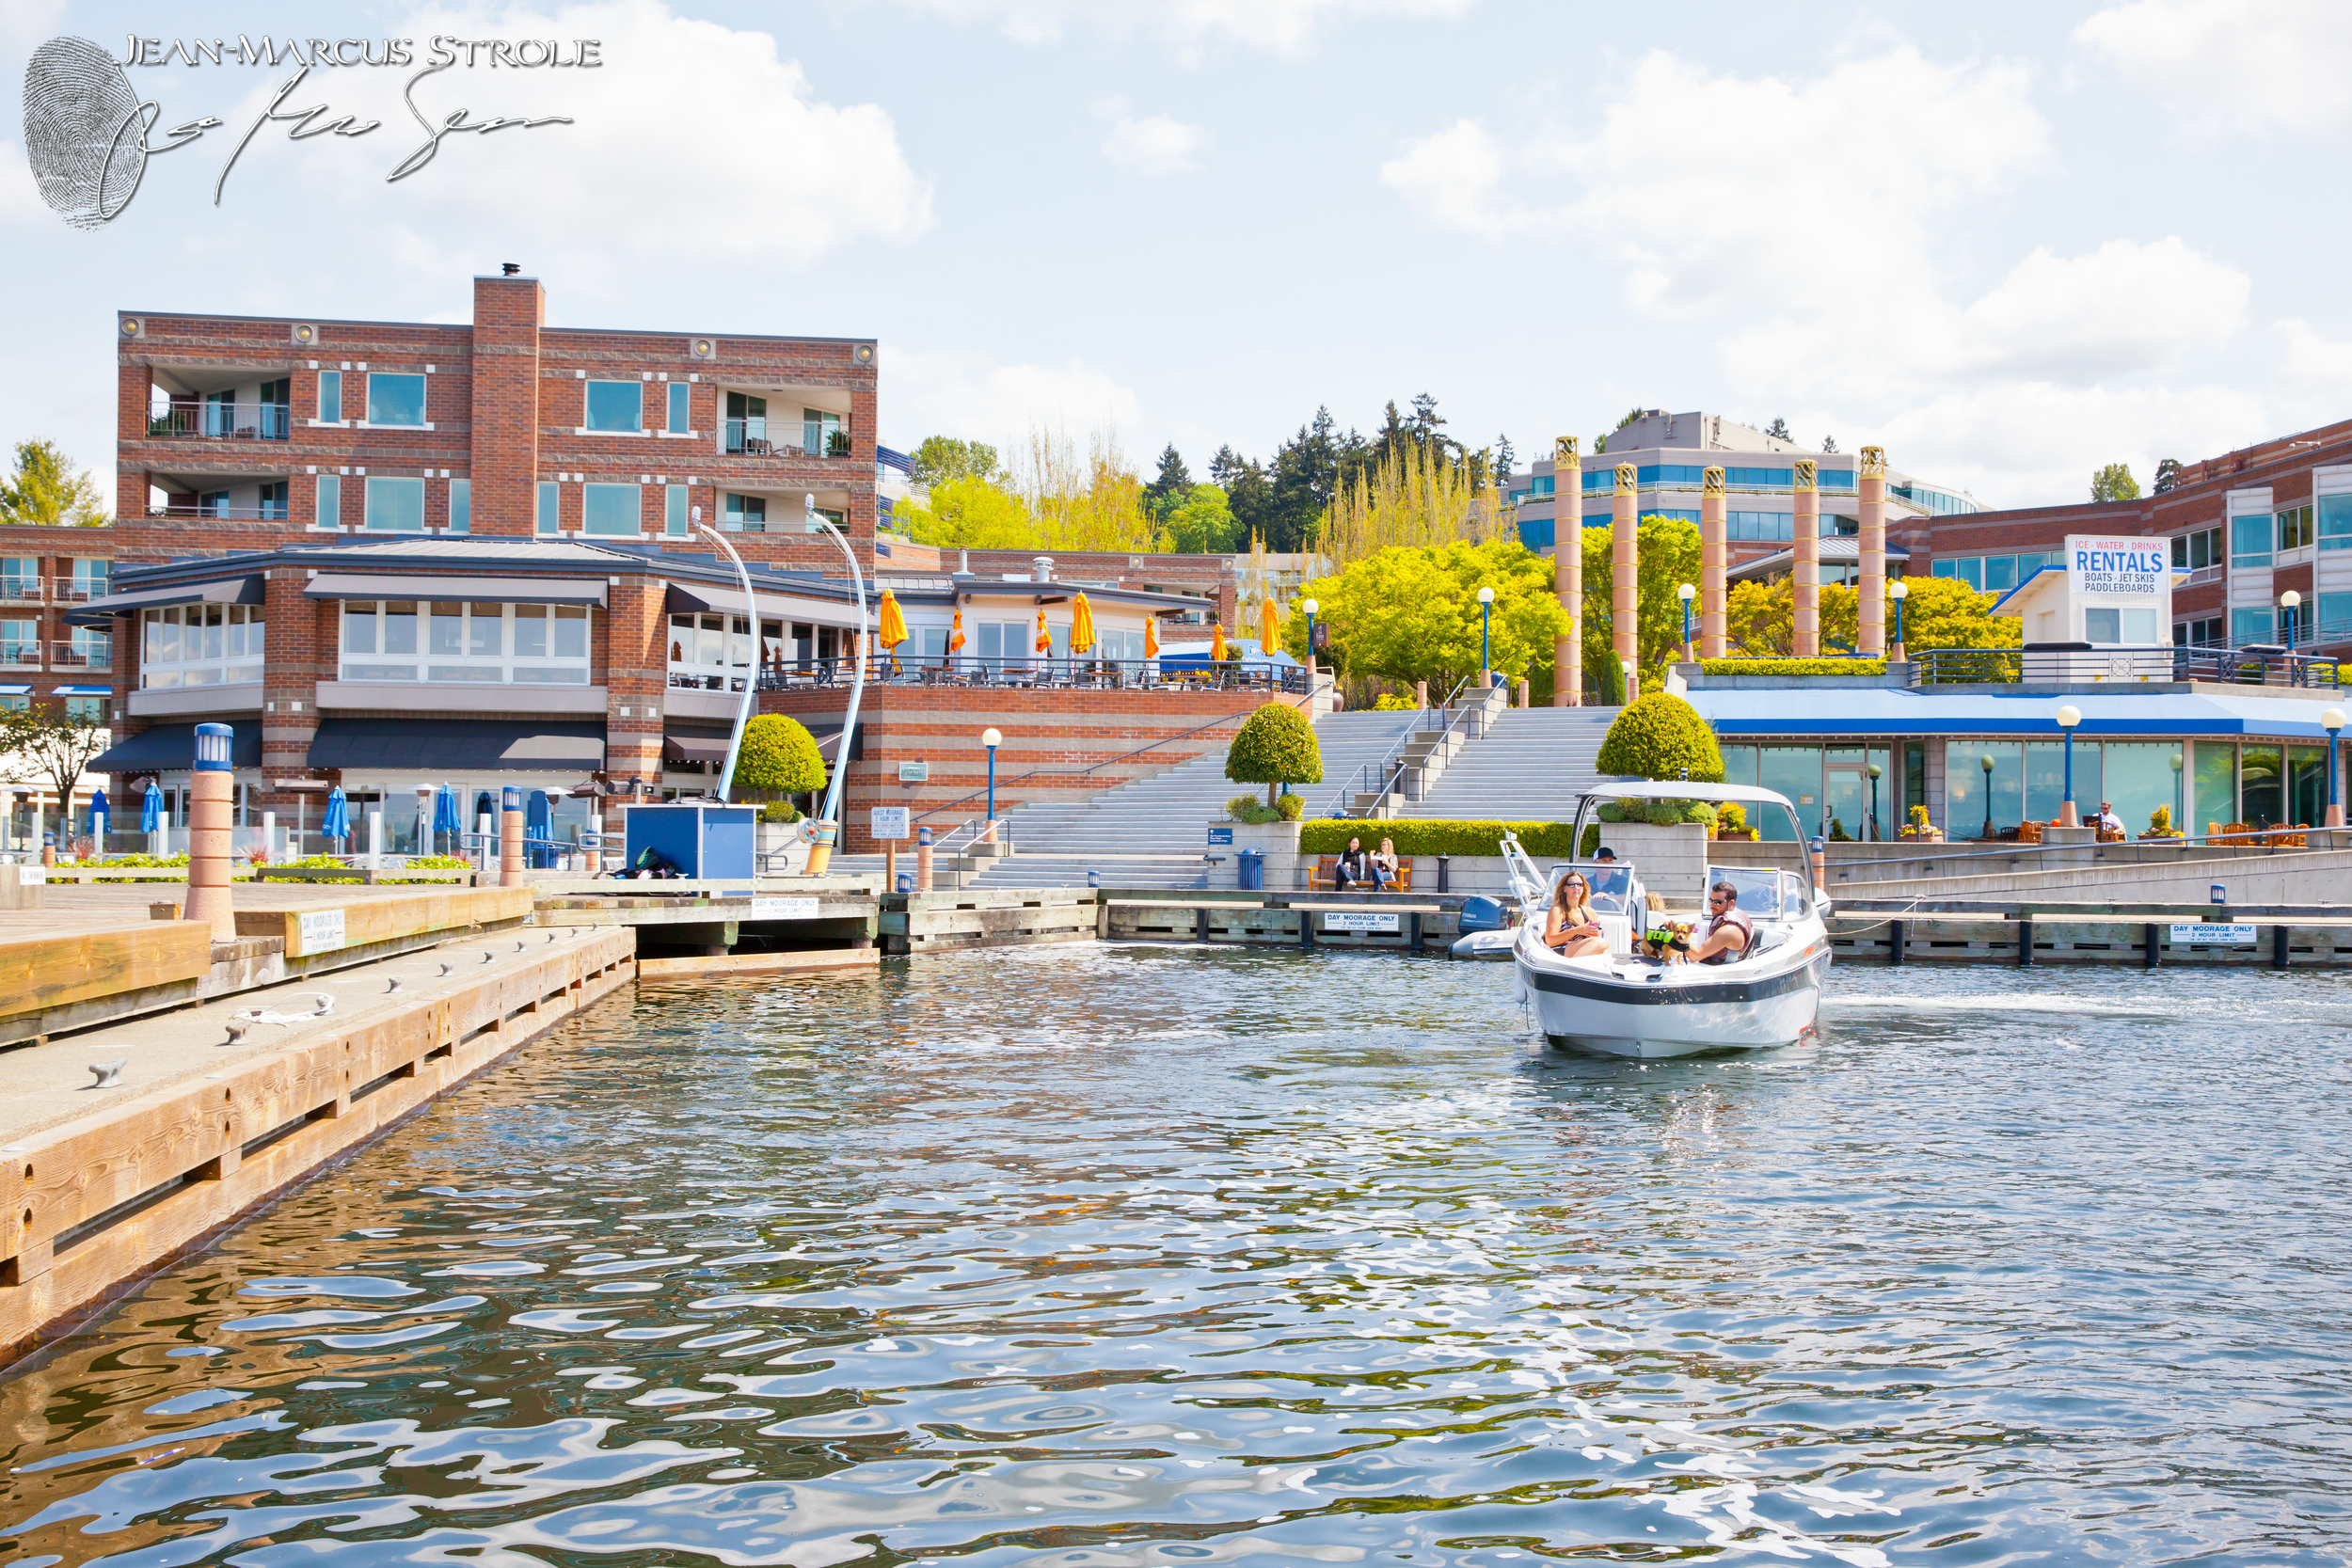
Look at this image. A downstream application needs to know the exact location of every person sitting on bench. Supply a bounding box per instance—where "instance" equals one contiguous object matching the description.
[1685,879,1754,965]
[1333,835,1374,890]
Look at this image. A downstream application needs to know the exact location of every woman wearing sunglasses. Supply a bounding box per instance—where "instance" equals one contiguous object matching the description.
[1543,870,1611,958]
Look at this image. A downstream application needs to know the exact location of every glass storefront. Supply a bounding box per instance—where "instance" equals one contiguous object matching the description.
[2239,745,2283,829]
[2289,745,2325,828]
[2193,743,2237,832]
[2103,742,2181,837]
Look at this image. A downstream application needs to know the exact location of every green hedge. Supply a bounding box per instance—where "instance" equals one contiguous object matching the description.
[1699,657,1887,677]
[1300,819,1585,858]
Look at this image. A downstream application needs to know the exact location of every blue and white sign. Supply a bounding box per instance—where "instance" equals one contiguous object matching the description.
[1324,911,1400,933]
[1207,827,1233,846]
[2169,922,2256,946]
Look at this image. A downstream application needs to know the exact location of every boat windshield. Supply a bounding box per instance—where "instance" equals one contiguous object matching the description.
[1706,864,1809,919]
[1552,862,1634,913]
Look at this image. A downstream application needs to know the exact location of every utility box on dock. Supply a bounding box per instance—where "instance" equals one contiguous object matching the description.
[621,803,757,879]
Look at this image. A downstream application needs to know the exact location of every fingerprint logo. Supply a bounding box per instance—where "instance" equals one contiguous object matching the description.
[22,37,148,230]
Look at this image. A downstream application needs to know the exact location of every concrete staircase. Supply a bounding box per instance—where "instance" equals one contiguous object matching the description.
[963,709,1422,890]
[1397,705,1620,821]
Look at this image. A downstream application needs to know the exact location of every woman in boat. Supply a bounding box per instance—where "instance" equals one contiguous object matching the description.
[1543,870,1611,958]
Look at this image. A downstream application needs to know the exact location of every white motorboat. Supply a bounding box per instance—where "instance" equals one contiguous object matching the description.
[1502,782,1833,1059]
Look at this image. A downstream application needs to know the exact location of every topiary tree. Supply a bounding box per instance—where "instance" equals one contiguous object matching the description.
[1225,702,1323,809]
[1595,692,1724,782]
[734,714,827,802]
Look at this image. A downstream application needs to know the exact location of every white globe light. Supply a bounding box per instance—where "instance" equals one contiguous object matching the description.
[2055,704,2082,729]
[1890,579,1909,599]
[981,727,1002,748]
[1477,586,1495,605]
[2325,707,2346,731]
[1677,582,1696,601]
[1301,598,1319,616]
[2280,589,2302,608]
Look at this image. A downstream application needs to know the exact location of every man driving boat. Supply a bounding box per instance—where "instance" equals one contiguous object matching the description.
[1684,880,1754,965]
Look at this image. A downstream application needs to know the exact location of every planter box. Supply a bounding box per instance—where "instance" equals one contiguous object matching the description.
[756,822,813,876]
[1217,819,1301,890]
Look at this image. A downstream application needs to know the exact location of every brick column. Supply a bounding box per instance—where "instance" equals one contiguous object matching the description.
[1611,462,1637,674]
[1792,460,1820,657]
[261,570,320,806]
[1552,436,1581,706]
[469,275,544,536]
[604,578,664,787]
[1699,467,1726,659]
[1859,445,1887,657]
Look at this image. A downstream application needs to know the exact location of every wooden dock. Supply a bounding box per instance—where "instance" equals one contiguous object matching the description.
[1828,902,2352,966]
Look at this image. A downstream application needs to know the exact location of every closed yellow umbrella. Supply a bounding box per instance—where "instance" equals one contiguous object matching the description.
[1070,592,1097,655]
[948,608,966,653]
[1035,607,1052,655]
[1210,622,1226,660]
[1144,616,1160,658]
[1259,596,1280,657]
[877,588,909,649]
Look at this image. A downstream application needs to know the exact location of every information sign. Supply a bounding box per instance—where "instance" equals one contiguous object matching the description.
[297,908,348,954]
[870,806,911,841]
[1323,911,1400,933]
[2168,922,2256,945]
[1207,827,1234,846]
[751,896,819,921]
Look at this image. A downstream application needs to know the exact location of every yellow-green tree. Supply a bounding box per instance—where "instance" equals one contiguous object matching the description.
[1577,515,1703,693]
[1283,538,1566,695]
[898,474,1037,548]
[0,440,105,527]
[1318,437,1508,568]
[1017,426,1164,553]
[1719,575,2017,656]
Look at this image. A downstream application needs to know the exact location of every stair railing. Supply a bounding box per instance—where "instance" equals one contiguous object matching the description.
[1345,674,1472,816]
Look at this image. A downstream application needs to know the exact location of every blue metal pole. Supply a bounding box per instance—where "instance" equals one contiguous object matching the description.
[986,746,997,823]
[1895,596,1905,648]
[2063,729,2074,810]
[2330,725,2342,818]
[1481,602,1491,679]
[1681,601,1692,653]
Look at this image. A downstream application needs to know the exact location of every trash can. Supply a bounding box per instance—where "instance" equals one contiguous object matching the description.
[1236,848,1264,891]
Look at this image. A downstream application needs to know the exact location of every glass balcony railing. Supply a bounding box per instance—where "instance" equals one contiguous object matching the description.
[51,578,106,603]
[147,401,293,440]
[0,641,40,668]
[723,420,852,457]
[50,640,109,669]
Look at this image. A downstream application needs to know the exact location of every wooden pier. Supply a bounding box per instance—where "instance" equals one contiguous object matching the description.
[1828,901,2352,966]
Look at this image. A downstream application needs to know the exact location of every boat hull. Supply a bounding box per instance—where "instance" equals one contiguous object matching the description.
[1518,941,1830,1058]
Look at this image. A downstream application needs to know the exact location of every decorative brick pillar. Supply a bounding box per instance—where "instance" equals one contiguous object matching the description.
[1611,462,1638,676]
[1859,445,1887,657]
[469,275,544,536]
[261,569,321,812]
[1793,459,1820,657]
[1699,467,1726,659]
[1552,436,1581,705]
[604,577,665,788]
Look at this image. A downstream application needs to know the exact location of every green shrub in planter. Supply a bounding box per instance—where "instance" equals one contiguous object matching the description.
[1697,657,1887,678]
[760,800,803,823]
[1596,692,1724,782]
[1226,703,1323,808]
[1225,794,1279,825]
[1275,792,1305,822]
[736,714,827,800]
[1299,819,1583,858]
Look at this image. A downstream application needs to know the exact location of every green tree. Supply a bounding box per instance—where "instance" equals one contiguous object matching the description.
[910,436,1000,489]
[2153,457,2182,495]
[1596,692,1724,782]
[1225,702,1323,809]
[1765,417,1791,442]
[2090,462,2141,502]
[1164,483,1238,554]
[897,474,1037,548]
[734,714,826,800]
[1143,443,1192,521]
[0,699,109,845]
[1282,537,1568,696]
[0,440,106,527]
[1824,576,2017,654]
[1577,515,1704,695]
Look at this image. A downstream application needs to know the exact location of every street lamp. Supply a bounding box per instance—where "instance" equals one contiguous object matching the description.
[2055,704,2082,827]
[1980,752,1996,841]
[2280,589,2302,654]
[793,493,868,873]
[1889,578,1909,660]
[1677,581,1696,661]
[2325,706,2346,829]
[1476,586,1495,685]
[1301,597,1319,672]
[2170,750,2185,833]
[694,520,763,803]
[982,726,1003,828]
[1867,760,1883,842]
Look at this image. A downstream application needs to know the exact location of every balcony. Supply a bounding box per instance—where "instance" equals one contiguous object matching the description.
[146,401,292,441]
[0,641,40,670]
[50,578,107,603]
[1908,644,2341,689]
[0,578,40,604]
[146,504,290,521]
[723,420,852,459]
[50,639,110,671]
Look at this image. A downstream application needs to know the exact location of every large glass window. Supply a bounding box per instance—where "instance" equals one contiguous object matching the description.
[449,478,470,534]
[340,600,591,684]
[582,483,642,536]
[0,618,38,666]
[1728,511,1794,542]
[2288,744,2326,827]
[0,558,37,598]
[2230,511,2273,567]
[1818,469,1855,491]
[2193,742,2236,833]
[723,493,766,531]
[317,370,342,423]
[2101,742,2180,839]
[584,381,643,433]
[667,381,691,434]
[1724,467,1792,488]
[1756,745,1820,840]
[666,612,754,690]
[2231,607,2274,645]
[365,372,426,427]
[2024,739,2091,824]
[804,408,844,457]
[140,604,263,688]
[315,473,342,530]
[1949,742,2024,839]
[537,481,562,535]
[2085,606,2162,644]
[2277,504,2314,551]
[2239,744,2284,828]
[364,476,426,532]
[2319,495,2352,551]
[2318,593,2352,643]
[665,483,688,537]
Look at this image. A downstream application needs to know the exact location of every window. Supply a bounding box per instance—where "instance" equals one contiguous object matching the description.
[341,600,591,684]
[315,473,342,530]
[196,490,230,518]
[2174,615,2224,647]
[666,612,754,690]
[1728,510,1793,542]
[1982,555,2019,593]
[139,604,263,688]
[73,559,107,594]
[317,370,342,423]
[364,476,426,532]
[584,380,643,433]
[2230,511,2272,567]
[0,619,36,665]
[1724,467,1793,488]
[0,559,34,598]
[2171,525,2223,570]
[1635,465,1707,487]
[258,480,288,520]
[0,693,24,712]
[2085,606,2160,644]
[537,481,562,535]
[667,382,691,435]
[2232,606,2275,645]
[64,696,103,723]
[2278,503,2314,551]
[2317,594,2352,643]
[804,408,844,457]
[723,493,766,531]
[582,483,641,536]
[1583,469,1612,491]
[665,483,688,536]
[726,391,767,453]
[449,478,470,533]
[2317,494,2352,550]
[1818,469,1855,491]
[365,372,426,427]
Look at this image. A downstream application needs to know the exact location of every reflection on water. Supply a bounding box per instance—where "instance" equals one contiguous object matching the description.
[2,946,2348,1565]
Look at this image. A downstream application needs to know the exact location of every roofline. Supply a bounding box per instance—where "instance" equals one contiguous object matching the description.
[119,306,876,350]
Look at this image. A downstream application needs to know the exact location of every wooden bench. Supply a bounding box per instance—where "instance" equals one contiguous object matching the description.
[1307,855,1413,892]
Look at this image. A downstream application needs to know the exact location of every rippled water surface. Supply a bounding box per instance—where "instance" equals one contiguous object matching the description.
[3,946,2350,1566]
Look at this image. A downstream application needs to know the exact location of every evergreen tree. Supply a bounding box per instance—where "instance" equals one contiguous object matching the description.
[1821,435,1840,454]
[1495,435,1516,480]
[1765,417,1791,442]
[1143,443,1192,520]
[2153,457,2183,495]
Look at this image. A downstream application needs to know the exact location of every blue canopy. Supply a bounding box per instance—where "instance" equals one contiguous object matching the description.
[141,781,162,834]
[89,788,107,817]
[433,784,462,837]
[323,785,350,841]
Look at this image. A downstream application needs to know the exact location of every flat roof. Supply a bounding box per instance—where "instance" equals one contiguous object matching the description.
[1685,687,2346,740]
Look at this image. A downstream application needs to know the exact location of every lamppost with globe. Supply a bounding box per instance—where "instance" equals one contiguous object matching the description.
[1677,581,1696,661]
[1889,578,1909,662]
[2056,704,2083,828]
[1476,586,1495,687]
[981,727,1002,834]
[1867,761,1883,842]
[2326,706,2346,829]
[1980,752,1996,841]
[1301,597,1320,680]
[2281,589,2302,655]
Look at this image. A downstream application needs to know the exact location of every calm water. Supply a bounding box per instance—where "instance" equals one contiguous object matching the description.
[2,948,2349,1567]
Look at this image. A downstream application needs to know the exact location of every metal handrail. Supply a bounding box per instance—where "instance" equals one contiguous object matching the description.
[1797,824,2339,876]
[1345,674,1473,815]
[729,653,1310,696]
[912,707,1263,826]
[1909,643,2342,689]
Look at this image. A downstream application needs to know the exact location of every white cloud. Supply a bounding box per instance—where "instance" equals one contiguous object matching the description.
[885,346,1142,451]
[202,0,930,267]
[1874,382,2270,507]
[0,0,67,49]
[1379,119,1525,241]
[1093,96,1208,175]
[879,0,1470,55]
[2076,0,2352,135]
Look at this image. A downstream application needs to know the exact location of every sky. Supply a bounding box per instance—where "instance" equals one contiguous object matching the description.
[6,0,2352,513]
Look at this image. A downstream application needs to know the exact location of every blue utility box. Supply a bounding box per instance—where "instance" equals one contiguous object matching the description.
[621,803,756,879]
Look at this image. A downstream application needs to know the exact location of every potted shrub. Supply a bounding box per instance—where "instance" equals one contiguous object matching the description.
[1899,804,1942,843]
[1713,801,1759,842]
[2139,804,2184,840]
[1226,702,1323,810]
[1595,692,1724,783]
[735,715,826,871]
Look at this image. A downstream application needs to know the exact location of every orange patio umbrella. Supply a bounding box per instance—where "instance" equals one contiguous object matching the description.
[1210,622,1226,660]
[877,588,909,650]
[1070,592,1097,655]
[1144,616,1160,658]
[1034,607,1053,655]
[1259,596,1280,657]
[948,608,966,653]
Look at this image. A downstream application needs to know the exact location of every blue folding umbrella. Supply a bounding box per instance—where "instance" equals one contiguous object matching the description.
[88,787,107,847]
[526,789,553,868]
[433,785,461,853]
[323,785,350,844]
[141,780,163,835]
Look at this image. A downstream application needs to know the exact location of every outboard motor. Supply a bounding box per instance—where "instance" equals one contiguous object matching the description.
[1457,895,1509,933]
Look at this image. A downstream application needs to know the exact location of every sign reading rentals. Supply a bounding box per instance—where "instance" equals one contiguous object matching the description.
[2065,535,2170,645]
